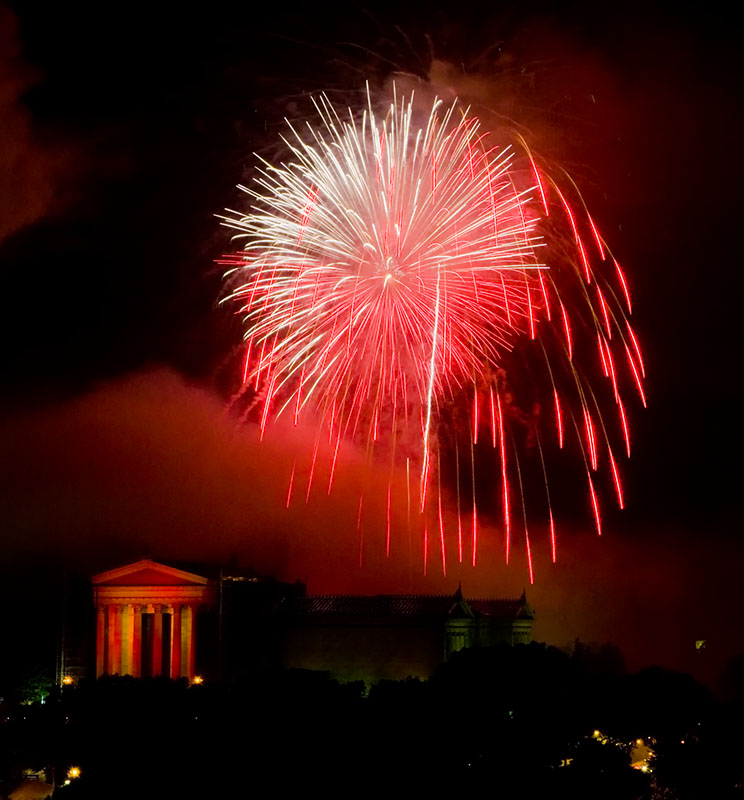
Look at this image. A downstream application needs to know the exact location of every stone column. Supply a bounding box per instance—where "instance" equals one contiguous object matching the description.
[121,604,134,675]
[96,605,105,677]
[181,605,194,681]
[132,606,142,678]
[170,605,181,679]
[105,605,114,674]
[110,605,122,675]
[114,606,124,675]
[152,606,163,677]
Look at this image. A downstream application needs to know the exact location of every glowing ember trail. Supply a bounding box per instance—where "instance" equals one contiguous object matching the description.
[470,434,478,567]
[496,388,511,564]
[554,389,564,449]
[588,471,602,537]
[285,459,296,508]
[221,87,644,580]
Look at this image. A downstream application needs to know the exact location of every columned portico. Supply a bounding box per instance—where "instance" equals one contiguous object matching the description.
[92,559,214,682]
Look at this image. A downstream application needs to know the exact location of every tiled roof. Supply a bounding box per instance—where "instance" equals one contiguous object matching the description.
[288,592,530,620]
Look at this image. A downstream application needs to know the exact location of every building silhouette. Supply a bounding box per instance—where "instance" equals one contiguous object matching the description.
[59,558,535,685]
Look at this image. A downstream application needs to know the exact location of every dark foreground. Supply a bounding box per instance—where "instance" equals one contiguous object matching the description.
[2,643,743,799]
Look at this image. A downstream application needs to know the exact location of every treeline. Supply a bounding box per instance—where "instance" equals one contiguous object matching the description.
[2,642,743,799]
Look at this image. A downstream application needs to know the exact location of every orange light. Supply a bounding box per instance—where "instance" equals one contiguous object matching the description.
[192,675,204,685]
[67,767,81,780]
[62,675,73,686]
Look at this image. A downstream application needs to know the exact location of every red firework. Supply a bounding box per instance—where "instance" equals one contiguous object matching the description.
[220,88,645,582]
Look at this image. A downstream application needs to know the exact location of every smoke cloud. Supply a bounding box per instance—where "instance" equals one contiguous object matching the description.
[0,6,60,244]
[1,368,740,685]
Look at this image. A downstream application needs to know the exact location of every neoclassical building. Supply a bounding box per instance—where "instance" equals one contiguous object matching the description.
[91,559,215,682]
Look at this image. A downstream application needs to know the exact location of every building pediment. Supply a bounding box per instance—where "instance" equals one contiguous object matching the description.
[92,559,209,587]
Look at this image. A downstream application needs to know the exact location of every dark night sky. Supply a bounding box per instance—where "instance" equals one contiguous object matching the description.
[0,1,741,686]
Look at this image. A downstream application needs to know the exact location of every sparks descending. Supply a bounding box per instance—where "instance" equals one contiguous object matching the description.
[220,87,645,582]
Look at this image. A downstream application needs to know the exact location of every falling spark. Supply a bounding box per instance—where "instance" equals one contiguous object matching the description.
[386,480,392,557]
[496,388,511,564]
[286,459,296,508]
[588,471,602,536]
[608,447,625,509]
[357,495,364,567]
[554,389,564,449]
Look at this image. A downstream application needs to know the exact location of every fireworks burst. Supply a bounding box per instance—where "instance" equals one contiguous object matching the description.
[220,87,644,582]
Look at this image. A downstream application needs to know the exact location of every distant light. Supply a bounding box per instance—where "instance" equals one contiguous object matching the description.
[192,675,204,685]
[593,730,601,738]
[636,738,643,746]
[67,766,81,780]
[62,675,73,686]
[695,640,706,651]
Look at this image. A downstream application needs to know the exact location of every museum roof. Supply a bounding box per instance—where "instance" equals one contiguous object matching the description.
[289,590,534,620]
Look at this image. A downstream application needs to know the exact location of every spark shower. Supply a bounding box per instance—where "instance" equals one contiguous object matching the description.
[220,88,645,582]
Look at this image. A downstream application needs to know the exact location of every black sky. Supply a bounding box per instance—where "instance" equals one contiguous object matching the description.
[0,0,741,685]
